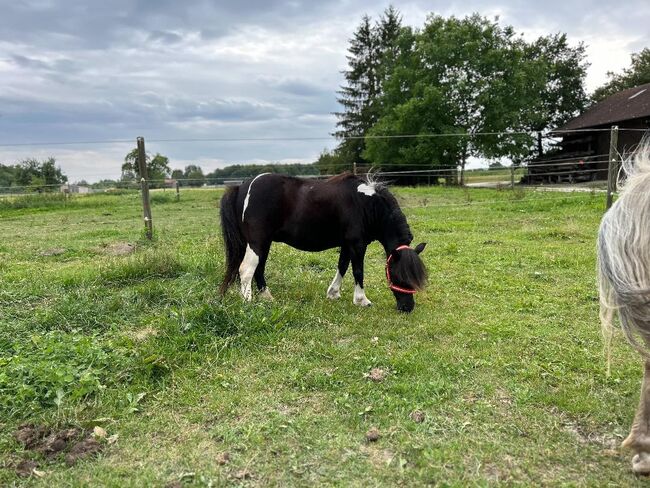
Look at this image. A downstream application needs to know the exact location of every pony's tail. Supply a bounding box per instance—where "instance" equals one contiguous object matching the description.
[598,136,650,372]
[219,186,246,295]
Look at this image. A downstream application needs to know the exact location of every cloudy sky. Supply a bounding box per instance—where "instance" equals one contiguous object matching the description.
[0,0,648,182]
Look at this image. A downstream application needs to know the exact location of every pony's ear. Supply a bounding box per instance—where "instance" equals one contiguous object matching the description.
[414,242,426,254]
[390,248,402,261]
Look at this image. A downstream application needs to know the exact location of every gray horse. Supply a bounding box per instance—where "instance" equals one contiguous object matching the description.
[598,138,650,474]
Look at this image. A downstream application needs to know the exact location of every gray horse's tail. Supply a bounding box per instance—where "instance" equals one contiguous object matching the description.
[219,185,246,295]
[598,137,650,368]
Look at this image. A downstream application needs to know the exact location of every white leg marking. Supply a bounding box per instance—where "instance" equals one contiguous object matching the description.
[353,284,372,307]
[239,244,259,301]
[327,271,343,299]
[242,173,271,222]
[259,287,273,300]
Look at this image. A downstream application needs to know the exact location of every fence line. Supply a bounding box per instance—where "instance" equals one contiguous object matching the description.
[0,158,613,192]
[0,189,601,215]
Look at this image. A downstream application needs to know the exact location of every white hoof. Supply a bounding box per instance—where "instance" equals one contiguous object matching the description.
[353,284,372,307]
[327,271,343,300]
[327,287,341,300]
[259,288,273,300]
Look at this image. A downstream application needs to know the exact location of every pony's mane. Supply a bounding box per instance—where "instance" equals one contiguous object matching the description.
[598,136,650,368]
[372,183,412,243]
[326,171,357,183]
[325,171,410,242]
[326,170,386,190]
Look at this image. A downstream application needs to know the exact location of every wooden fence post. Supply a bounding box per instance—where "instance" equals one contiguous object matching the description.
[175,181,180,201]
[353,161,357,176]
[137,136,153,239]
[510,166,515,189]
[606,125,619,211]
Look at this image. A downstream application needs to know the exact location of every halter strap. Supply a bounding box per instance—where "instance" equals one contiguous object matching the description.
[385,245,417,294]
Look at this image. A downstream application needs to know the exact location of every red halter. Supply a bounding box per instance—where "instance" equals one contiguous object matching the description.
[385,245,418,294]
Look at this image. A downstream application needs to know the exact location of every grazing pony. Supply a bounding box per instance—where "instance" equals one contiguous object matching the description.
[219,172,427,312]
[598,139,650,474]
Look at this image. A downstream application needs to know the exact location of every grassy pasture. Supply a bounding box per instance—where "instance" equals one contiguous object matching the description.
[0,186,645,486]
[464,167,527,184]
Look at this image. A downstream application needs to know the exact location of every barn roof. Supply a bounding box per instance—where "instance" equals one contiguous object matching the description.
[557,82,650,131]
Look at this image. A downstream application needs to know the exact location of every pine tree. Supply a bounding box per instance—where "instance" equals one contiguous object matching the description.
[332,7,402,168]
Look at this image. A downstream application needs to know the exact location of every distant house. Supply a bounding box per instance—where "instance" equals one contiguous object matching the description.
[526,82,650,184]
[60,184,91,194]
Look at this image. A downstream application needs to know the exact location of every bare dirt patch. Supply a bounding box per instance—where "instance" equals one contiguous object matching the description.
[216,452,230,465]
[365,368,387,382]
[14,424,49,448]
[233,469,253,480]
[39,248,66,257]
[98,242,136,256]
[12,424,105,472]
[361,445,394,468]
[410,410,425,423]
[132,327,158,341]
[14,459,39,478]
[365,427,381,443]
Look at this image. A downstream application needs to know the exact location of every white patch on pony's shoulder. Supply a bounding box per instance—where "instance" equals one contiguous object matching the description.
[357,183,376,196]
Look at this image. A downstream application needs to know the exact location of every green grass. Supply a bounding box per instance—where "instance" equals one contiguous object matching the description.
[464,167,527,184]
[0,187,644,486]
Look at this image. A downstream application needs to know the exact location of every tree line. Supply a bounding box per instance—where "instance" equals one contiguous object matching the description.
[117,149,319,188]
[323,7,650,183]
[0,158,68,193]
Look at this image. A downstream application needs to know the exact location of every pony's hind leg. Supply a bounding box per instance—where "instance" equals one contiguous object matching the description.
[254,242,273,300]
[239,244,259,301]
[327,247,350,300]
[623,360,650,474]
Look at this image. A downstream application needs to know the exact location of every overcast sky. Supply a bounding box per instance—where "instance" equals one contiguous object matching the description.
[0,0,648,182]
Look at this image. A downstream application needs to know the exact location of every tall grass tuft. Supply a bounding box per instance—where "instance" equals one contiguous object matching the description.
[100,248,186,285]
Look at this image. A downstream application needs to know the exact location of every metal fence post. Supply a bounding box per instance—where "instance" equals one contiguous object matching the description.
[606,126,619,211]
[137,136,153,239]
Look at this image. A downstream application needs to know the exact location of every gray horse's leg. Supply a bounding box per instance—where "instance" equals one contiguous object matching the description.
[623,360,650,474]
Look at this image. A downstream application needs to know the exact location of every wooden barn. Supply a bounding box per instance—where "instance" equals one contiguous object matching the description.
[526,82,650,184]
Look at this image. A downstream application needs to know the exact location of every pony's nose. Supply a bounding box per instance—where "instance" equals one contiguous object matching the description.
[397,302,414,313]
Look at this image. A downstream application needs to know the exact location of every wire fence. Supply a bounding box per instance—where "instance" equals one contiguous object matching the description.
[0,126,642,226]
[0,156,613,193]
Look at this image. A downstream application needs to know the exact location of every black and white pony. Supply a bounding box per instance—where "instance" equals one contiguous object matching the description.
[219,172,427,312]
[598,139,650,474]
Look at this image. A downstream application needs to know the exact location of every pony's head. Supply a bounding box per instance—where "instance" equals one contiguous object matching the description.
[386,242,427,312]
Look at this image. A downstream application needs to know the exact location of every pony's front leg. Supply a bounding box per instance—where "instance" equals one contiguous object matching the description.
[623,360,650,474]
[327,247,350,300]
[239,244,259,301]
[350,244,371,307]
